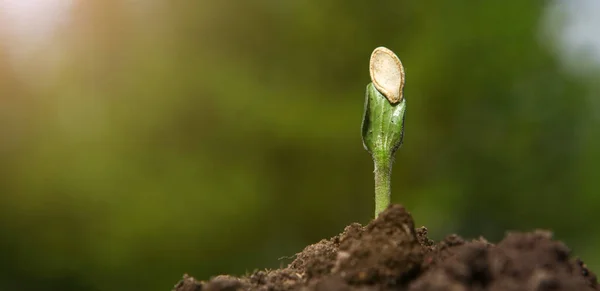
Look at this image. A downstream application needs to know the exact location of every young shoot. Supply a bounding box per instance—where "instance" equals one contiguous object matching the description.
[361,47,406,217]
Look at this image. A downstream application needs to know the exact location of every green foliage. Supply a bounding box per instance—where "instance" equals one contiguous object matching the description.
[0,1,599,291]
[362,83,406,216]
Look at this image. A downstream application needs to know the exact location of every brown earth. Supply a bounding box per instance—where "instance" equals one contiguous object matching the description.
[173,204,598,291]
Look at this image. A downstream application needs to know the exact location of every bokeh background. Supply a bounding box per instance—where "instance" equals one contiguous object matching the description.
[1,1,600,290]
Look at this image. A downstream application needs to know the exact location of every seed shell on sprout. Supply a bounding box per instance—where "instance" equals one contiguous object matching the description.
[369,47,405,103]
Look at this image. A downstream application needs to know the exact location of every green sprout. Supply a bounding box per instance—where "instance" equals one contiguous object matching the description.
[361,47,406,217]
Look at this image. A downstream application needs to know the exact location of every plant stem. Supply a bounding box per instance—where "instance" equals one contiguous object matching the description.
[373,151,393,217]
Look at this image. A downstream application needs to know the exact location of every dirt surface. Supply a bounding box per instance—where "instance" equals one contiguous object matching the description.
[173,204,598,291]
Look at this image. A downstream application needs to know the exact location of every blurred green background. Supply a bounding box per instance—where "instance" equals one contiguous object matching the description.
[1,1,600,290]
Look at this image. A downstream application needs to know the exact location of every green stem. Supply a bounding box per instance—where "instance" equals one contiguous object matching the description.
[373,152,393,217]
[362,47,406,218]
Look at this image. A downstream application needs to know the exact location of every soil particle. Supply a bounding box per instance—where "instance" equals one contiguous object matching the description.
[247,269,303,291]
[410,230,597,291]
[173,204,598,291]
[288,236,340,279]
[331,205,422,286]
[173,274,202,291]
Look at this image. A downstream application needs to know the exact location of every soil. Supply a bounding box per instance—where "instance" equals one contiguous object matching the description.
[173,204,598,291]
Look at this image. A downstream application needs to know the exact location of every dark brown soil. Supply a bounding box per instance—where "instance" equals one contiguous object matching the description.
[173,204,598,291]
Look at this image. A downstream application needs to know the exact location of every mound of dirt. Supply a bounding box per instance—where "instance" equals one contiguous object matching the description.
[173,204,598,291]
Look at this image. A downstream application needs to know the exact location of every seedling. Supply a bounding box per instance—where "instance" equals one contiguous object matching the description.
[361,47,406,217]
